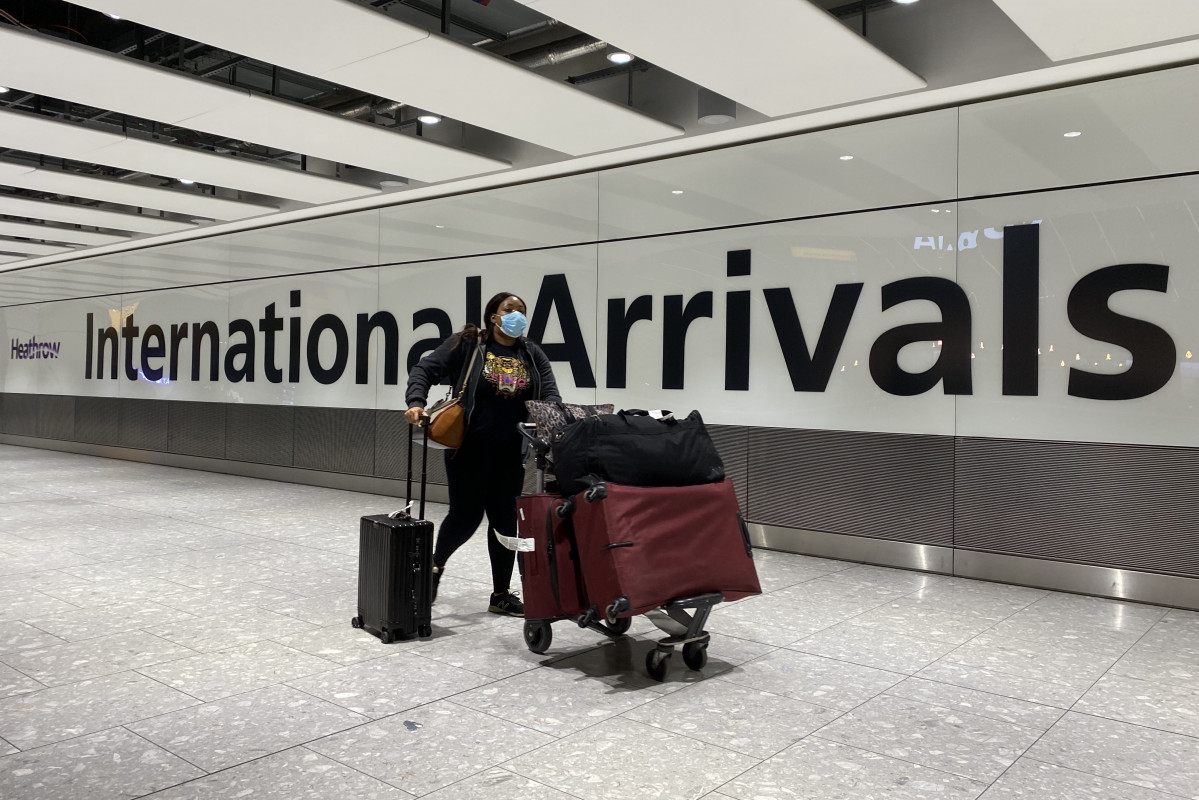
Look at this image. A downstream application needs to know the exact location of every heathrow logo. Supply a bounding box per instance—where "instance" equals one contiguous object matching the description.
[10,337,61,360]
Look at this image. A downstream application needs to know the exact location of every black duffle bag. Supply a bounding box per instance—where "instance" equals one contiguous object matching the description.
[550,409,725,496]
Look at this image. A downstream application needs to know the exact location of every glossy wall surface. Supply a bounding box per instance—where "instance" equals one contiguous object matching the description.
[4,65,1199,604]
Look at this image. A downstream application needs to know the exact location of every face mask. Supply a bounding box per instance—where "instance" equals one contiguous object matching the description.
[498,310,527,337]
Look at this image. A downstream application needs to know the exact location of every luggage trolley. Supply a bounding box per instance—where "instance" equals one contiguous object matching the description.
[513,424,726,681]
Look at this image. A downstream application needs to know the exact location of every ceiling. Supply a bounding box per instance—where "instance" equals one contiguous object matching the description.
[0,0,1197,271]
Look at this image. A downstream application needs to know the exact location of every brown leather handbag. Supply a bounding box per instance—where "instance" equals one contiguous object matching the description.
[425,345,479,448]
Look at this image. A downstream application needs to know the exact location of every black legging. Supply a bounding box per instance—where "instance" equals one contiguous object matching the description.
[433,442,525,595]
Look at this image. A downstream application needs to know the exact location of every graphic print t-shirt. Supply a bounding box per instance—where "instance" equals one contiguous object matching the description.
[470,341,531,447]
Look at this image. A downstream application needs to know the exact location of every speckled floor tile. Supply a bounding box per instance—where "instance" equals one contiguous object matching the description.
[273,623,409,665]
[933,632,1125,689]
[0,670,199,750]
[254,568,359,598]
[408,622,575,679]
[770,578,910,609]
[927,578,1049,604]
[2,630,197,686]
[266,591,357,628]
[0,662,43,699]
[506,717,757,800]
[26,601,197,643]
[718,737,987,800]
[309,699,554,796]
[419,767,576,800]
[717,649,903,711]
[846,598,1002,645]
[285,651,489,718]
[59,557,186,583]
[916,661,1085,709]
[1027,712,1199,798]
[0,589,80,621]
[156,562,296,591]
[142,747,412,799]
[822,564,946,593]
[37,578,195,610]
[128,684,369,772]
[900,585,1036,619]
[0,571,95,596]
[985,615,1145,651]
[1075,673,1199,737]
[789,623,957,674]
[154,582,308,617]
[622,678,838,758]
[885,678,1065,730]
[0,736,14,755]
[0,621,66,656]
[148,609,318,653]
[1026,594,1166,632]
[451,649,661,735]
[816,693,1045,781]
[977,758,1180,800]
[749,559,849,594]
[1110,635,1199,691]
[0,726,203,800]
[135,640,339,701]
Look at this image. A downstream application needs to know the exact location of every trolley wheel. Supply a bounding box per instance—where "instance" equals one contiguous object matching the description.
[646,649,670,682]
[417,624,432,638]
[524,620,553,654]
[379,627,394,644]
[350,616,363,629]
[682,641,708,671]
[606,617,632,636]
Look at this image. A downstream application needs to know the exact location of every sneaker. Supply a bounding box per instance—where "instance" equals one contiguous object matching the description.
[488,591,524,617]
[431,565,443,605]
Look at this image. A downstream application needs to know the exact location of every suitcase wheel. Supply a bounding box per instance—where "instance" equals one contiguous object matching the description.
[523,620,553,654]
[646,649,670,682]
[350,616,363,629]
[605,617,632,636]
[380,627,394,644]
[418,624,433,638]
[682,641,708,671]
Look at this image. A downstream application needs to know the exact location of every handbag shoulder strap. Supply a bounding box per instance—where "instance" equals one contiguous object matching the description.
[456,343,480,399]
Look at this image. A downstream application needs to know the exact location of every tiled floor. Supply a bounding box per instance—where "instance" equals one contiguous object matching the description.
[1,445,1198,800]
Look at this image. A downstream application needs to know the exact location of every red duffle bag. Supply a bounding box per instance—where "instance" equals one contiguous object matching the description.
[568,480,761,619]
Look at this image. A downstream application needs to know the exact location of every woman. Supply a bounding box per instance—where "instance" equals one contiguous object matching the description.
[404,291,560,616]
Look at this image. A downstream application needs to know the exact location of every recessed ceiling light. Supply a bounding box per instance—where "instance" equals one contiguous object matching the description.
[178,179,195,185]
[108,13,120,19]
[380,180,405,188]
[931,208,940,213]
[839,155,854,161]
[607,52,635,65]
[1063,130,1083,138]
[417,114,441,124]
[893,0,919,4]
[671,190,684,195]
[0,87,9,93]
[434,225,445,229]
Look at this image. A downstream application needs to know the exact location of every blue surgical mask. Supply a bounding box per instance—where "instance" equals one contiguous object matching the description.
[499,311,527,337]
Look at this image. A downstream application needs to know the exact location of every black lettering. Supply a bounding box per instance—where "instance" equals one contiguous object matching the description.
[307,314,349,385]
[663,292,713,390]
[191,321,220,382]
[466,275,481,329]
[528,273,596,388]
[726,249,752,391]
[141,324,166,382]
[605,296,652,389]
[869,277,972,396]
[85,313,93,379]
[289,290,301,383]
[1003,224,1040,396]
[224,319,256,383]
[407,308,453,375]
[121,313,140,381]
[96,324,118,380]
[1067,263,1175,400]
[764,284,863,391]
[357,311,399,385]
[259,302,284,383]
[169,323,188,381]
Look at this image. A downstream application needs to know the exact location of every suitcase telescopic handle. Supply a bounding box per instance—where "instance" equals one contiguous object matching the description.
[406,416,429,520]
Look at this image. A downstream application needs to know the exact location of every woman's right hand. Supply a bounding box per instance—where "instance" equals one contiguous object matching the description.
[404,406,428,425]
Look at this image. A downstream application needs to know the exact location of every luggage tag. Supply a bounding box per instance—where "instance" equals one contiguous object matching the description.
[497,511,535,552]
[387,503,414,521]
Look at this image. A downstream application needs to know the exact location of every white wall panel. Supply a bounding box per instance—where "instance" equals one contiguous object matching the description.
[112,285,229,404]
[959,64,1199,197]
[955,175,1199,448]
[225,269,379,408]
[599,109,957,239]
[122,239,233,292]
[379,175,598,264]
[596,207,959,434]
[376,245,599,410]
[228,211,381,280]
